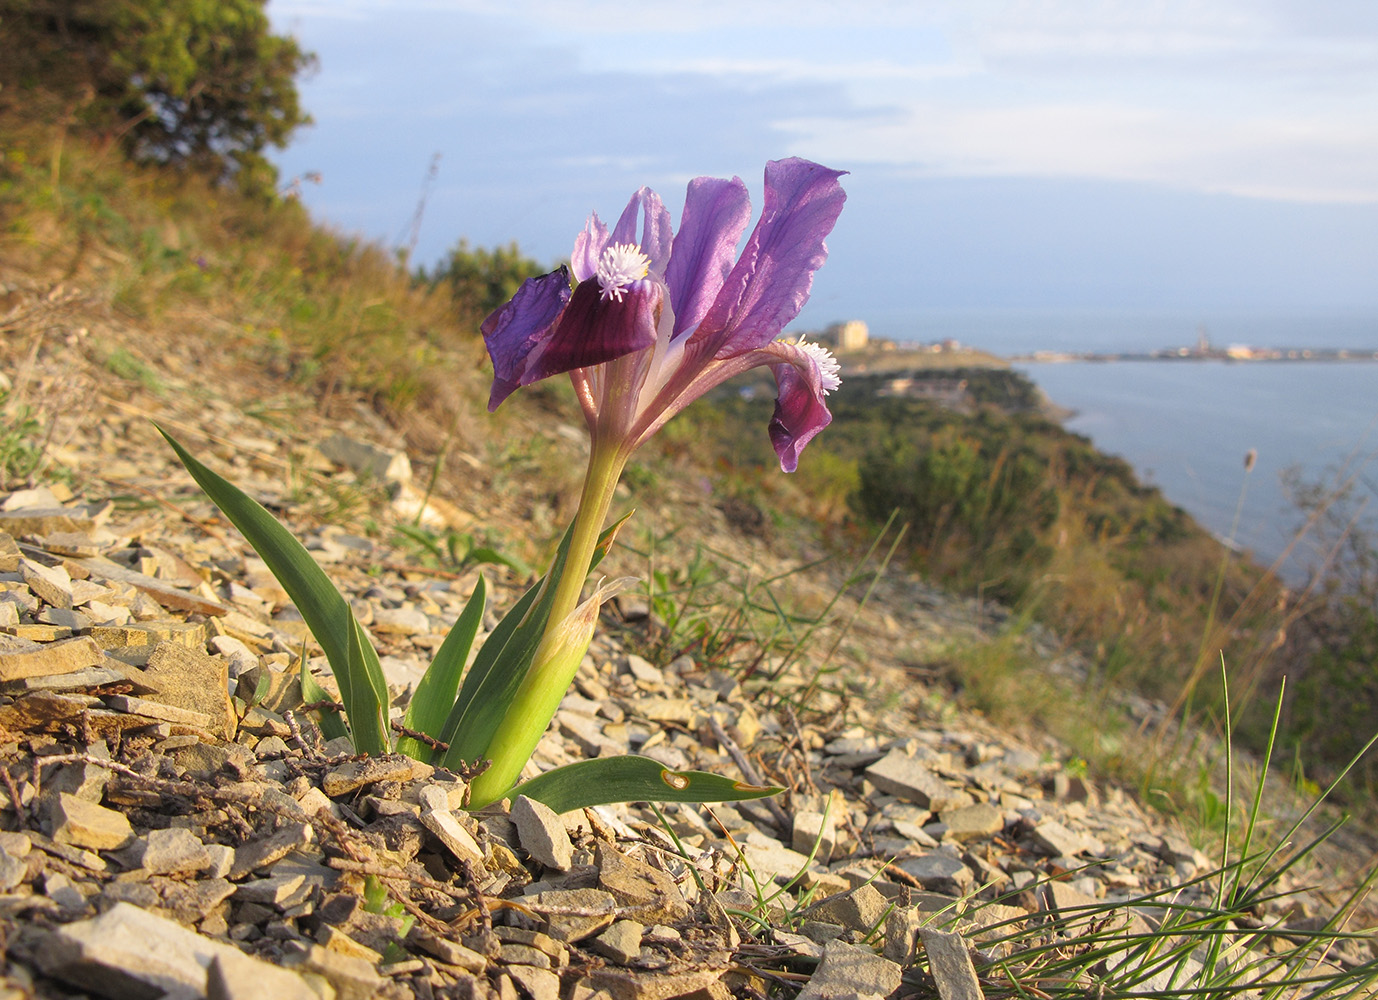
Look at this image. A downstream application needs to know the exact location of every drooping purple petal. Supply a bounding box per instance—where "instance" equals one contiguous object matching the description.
[525,278,661,384]
[482,267,572,411]
[571,214,608,283]
[664,176,751,337]
[695,158,848,359]
[608,188,673,276]
[767,349,833,473]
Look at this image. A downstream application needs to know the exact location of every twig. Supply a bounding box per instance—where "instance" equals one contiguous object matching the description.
[283,709,325,759]
[459,859,492,934]
[327,857,467,901]
[1,767,27,829]
[390,722,449,752]
[709,715,791,830]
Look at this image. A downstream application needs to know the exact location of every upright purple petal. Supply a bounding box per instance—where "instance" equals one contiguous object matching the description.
[607,187,673,274]
[526,278,661,383]
[664,176,751,337]
[482,267,572,411]
[695,158,847,358]
[571,213,608,282]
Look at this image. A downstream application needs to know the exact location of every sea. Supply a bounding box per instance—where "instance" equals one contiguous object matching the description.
[877,310,1378,581]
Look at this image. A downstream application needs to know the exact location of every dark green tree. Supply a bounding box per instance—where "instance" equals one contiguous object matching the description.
[427,239,548,321]
[0,0,313,195]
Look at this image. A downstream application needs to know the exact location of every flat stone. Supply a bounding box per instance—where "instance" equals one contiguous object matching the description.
[172,741,253,778]
[0,509,93,537]
[590,920,644,965]
[36,901,245,999]
[884,906,924,965]
[90,620,206,650]
[20,557,75,608]
[228,822,314,879]
[160,878,238,922]
[796,939,903,1000]
[866,750,967,811]
[208,947,321,1000]
[420,802,484,866]
[897,854,973,896]
[51,793,134,851]
[792,809,838,863]
[323,754,424,797]
[0,664,127,692]
[131,827,211,875]
[507,964,562,1000]
[139,641,236,739]
[0,850,25,891]
[591,967,727,1000]
[233,873,307,905]
[415,933,488,972]
[524,887,618,942]
[1030,819,1103,858]
[920,927,984,1000]
[940,802,1004,843]
[0,635,103,682]
[281,943,386,1000]
[370,605,432,635]
[0,531,19,572]
[596,844,690,924]
[75,554,232,616]
[319,432,412,484]
[740,837,813,884]
[809,883,889,934]
[512,794,574,871]
[104,694,213,729]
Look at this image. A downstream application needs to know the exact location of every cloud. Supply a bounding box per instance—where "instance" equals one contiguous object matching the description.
[784,100,1378,203]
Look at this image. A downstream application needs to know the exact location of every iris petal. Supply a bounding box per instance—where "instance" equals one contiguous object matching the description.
[767,349,834,473]
[664,176,752,337]
[572,214,608,283]
[527,279,661,383]
[482,267,572,411]
[696,158,848,359]
[609,188,674,276]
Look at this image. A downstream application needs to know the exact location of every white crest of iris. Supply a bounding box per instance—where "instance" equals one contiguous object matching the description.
[595,242,651,302]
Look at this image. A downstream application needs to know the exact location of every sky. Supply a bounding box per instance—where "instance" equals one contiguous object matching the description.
[267,0,1378,340]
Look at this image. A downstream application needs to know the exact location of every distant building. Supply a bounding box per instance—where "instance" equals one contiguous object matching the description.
[823,320,869,352]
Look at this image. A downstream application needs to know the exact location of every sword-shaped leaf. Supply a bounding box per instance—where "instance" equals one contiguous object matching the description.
[159,426,390,756]
[397,574,486,761]
[510,755,783,813]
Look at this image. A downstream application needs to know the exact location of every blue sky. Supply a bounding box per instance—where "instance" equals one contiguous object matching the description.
[267,0,1378,337]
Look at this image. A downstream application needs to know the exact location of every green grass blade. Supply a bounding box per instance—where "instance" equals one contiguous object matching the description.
[509,755,783,812]
[159,425,389,754]
[398,575,486,761]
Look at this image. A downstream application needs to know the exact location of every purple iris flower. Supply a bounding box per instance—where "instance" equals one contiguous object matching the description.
[481,158,847,472]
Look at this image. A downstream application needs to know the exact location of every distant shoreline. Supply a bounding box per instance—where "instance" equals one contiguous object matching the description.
[1010,347,1378,363]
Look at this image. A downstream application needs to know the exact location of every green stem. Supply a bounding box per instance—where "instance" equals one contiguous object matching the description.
[546,438,627,637]
[467,438,628,805]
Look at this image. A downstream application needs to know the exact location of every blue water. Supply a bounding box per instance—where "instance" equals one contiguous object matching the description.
[881,311,1378,578]
[875,309,1378,358]
[1014,361,1378,576]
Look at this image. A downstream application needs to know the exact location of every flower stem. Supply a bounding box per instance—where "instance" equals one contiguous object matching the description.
[546,438,627,635]
[467,438,628,805]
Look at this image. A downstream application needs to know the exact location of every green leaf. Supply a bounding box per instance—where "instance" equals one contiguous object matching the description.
[300,657,348,742]
[159,425,390,755]
[436,510,634,771]
[397,575,486,761]
[509,755,783,813]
